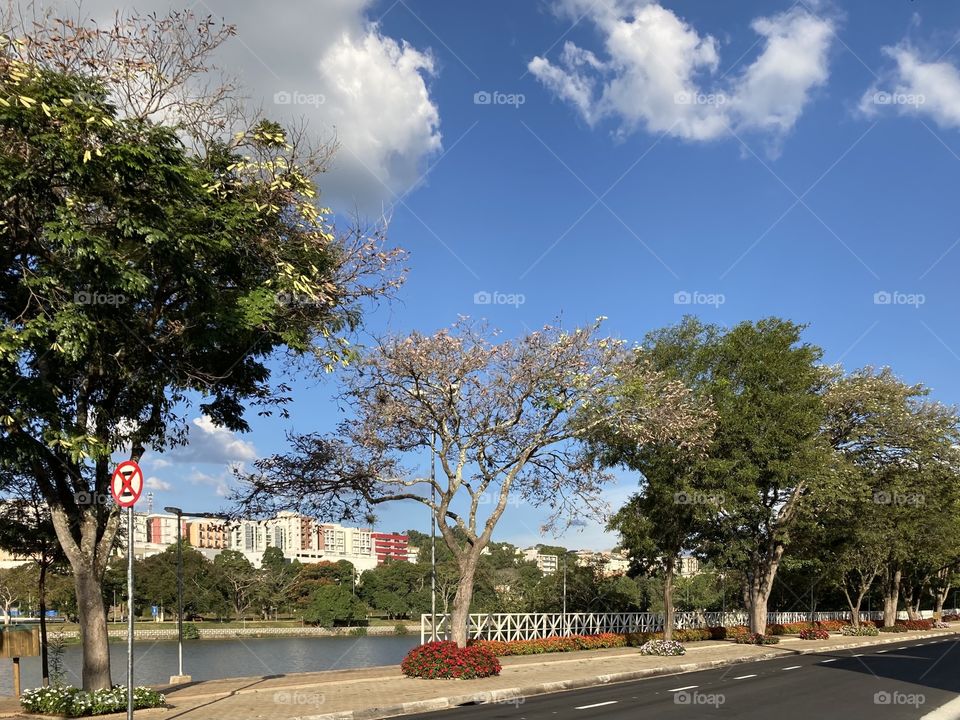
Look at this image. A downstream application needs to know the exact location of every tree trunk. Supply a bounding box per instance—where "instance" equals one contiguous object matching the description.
[39,562,49,686]
[663,558,675,641]
[842,587,863,628]
[449,554,479,648]
[745,550,782,635]
[74,567,111,690]
[934,584,949,620]
[882,566,901,627]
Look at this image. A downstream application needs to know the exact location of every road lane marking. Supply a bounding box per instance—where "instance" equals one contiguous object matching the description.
[575,701,618,710]
[819,658,837,663]
[668,685,698,692]
[877,649,888,653]
[853,653,865,657]
[733,674,757,679]
[898,647,908,650]
[782,666,802,670]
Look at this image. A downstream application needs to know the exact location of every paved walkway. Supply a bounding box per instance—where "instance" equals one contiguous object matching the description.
[1,629,957,719]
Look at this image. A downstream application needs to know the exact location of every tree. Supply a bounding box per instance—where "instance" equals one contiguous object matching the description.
[239,319,709,646]
[822,367,960,626]
[137,543,225,619]
[0,14,400,690]
[358,560,426,619]
[0,488,67,683]
[302,584,366,627]
[212,551,258,620]
[257,547,300,617]
[290,561,357,610]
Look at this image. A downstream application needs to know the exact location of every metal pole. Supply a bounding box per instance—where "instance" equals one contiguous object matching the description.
[430,433,437,642]
[563,555,567,635]
[176,513,183,678]
[126,505,134,720]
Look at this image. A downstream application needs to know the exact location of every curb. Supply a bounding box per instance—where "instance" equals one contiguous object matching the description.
[295,630,960,720]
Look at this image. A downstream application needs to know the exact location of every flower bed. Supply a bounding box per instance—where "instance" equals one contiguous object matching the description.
[933,620,950,628]
[402,641,501,679]
[897,619,932,631]
[840,624,879,636]
[20,685,165,717]
[471,633,625,656]
[798,627,830,640]
[638,639,686,656]
[942,613,960,621]
[879,625,908,633]
[733,632,779,645]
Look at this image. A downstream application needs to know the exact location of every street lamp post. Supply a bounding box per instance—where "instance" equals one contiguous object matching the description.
[163,507,187,684]
[430,433,437,642]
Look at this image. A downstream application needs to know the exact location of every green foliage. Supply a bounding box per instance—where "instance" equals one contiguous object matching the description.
[302,584,366,627]
[181,623,200,640]
[20,685,165,717]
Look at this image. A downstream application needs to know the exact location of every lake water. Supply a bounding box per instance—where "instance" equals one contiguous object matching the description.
[0,635,421,696]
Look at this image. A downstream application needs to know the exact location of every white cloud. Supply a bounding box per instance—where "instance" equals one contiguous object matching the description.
[190,470,233,499]
[158,416,256,466]
[860,44,960,128]
[145,477,172,492]
[529,1,834,147]
[34,0,441,212]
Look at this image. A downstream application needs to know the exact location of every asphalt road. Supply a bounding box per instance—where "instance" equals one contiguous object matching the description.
[405,637,960,720]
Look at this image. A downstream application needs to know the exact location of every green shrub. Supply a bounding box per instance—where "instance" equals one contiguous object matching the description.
[879,625,908,633]
[734,632,779,645]
[182,623,200,640]
[348,626,368,636]
[394,623,409,636]
[20,685,165,717]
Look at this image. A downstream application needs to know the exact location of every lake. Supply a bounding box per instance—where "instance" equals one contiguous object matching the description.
[0,635,421,696]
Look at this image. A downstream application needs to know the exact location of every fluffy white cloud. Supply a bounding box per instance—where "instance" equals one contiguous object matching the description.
[860,44,960,128]
[160,416,256,466]
[34,0,441,212]
[529,1,834,145]
[145,477,172,492]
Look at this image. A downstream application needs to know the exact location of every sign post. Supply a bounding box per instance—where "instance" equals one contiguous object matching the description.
[110,461,143,720]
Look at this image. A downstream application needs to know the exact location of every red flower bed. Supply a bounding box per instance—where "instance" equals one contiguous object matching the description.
[471,633,626,656]
[401,641,501,679]
[798,627,830,640]
[896,619,933,631]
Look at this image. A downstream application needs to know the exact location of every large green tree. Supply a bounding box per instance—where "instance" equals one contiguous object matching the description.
[0,17,398,690]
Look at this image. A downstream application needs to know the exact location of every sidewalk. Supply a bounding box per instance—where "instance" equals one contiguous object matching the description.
[2,629,957,719]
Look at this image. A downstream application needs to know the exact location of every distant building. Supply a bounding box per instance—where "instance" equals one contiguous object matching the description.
[186,519,229,549]
[372,532,409,563]
[521,547,559,574]
[677,555,701,577]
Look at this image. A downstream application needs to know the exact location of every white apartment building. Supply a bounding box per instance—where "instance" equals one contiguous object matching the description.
[229,516,379,571]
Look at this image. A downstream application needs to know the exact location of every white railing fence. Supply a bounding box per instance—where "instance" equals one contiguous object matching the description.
[420,609,957,643]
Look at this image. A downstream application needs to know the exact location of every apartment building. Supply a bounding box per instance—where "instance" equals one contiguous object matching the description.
[372,532,409,563]
[186,519,229,549]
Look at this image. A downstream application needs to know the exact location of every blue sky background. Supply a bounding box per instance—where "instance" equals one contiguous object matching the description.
[81,0,960,551]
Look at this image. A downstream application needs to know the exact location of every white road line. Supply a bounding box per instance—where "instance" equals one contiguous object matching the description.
[877,649,888,653]
[575,701,618,710]
[782,665,802,670]
[820,658,837,663]
[898,647,908,650]
[668,685,699,692]
[921,694,960,719]
[853,653,865,657]
[733,674,757,679]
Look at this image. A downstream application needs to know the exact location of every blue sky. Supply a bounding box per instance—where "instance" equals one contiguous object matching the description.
[88,0,960,551]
